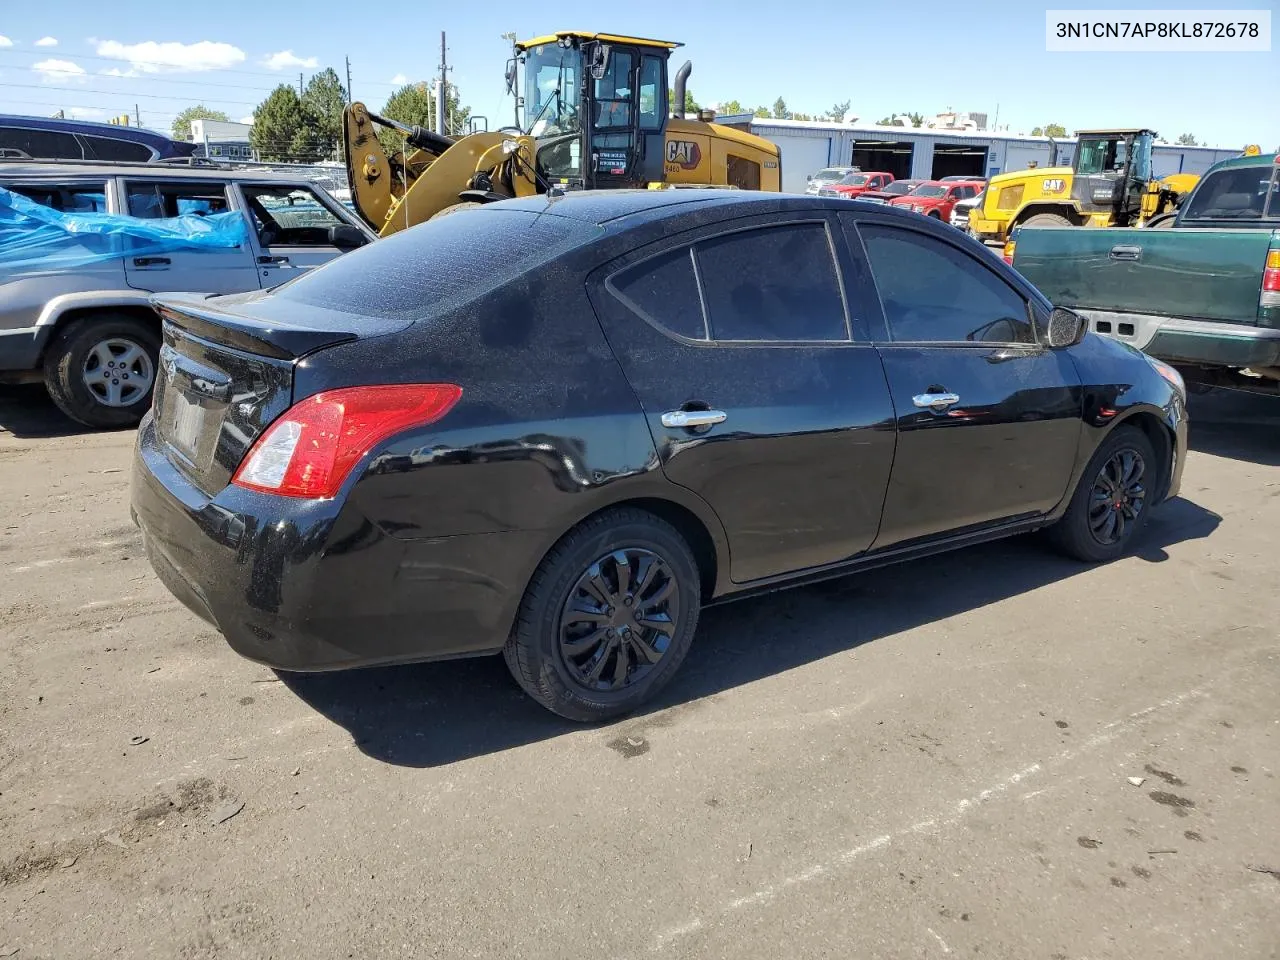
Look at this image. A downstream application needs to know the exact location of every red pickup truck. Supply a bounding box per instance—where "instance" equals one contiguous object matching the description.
[818,171,895,199]
[888,180,984,220]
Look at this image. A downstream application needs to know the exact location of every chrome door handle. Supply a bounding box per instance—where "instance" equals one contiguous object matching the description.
[913,392,960,410]
[1109,244,1142,261]
[661,409,728,428]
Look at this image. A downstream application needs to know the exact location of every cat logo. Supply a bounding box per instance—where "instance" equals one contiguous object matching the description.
[1042,178,1066,193]
[666,140,702,170]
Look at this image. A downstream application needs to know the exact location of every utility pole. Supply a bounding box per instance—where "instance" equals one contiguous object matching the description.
[345,56,353,102]
[435,31,448,136]
[135,104,141,127]
[299,72,304,97]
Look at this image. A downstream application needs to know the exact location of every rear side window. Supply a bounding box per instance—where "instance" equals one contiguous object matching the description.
[0,126,83,160]
[860,224,1034,344]
[126,182,230,219]
[697,223,848,342]
[1181,166,1278,221]
[6,183,108,213]
[271,208,595,321]
[608,249,707,340]
[82,135,153,162]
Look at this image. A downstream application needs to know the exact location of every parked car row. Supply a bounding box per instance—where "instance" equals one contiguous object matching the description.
[814,170,987,225]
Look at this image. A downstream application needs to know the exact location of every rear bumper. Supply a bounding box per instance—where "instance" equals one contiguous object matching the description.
[1076,309,1280,369]
[131,414,538,671]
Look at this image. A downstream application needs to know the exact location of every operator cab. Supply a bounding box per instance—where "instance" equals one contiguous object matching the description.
[512,31,675,190]
[1070,128,1155,226]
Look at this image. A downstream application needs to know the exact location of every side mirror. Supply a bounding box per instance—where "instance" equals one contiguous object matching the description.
[1045,307,1088,348]
[329,224,368,250]
[589,43,610,80]
[806,174,813,181]
[504,59,516,94]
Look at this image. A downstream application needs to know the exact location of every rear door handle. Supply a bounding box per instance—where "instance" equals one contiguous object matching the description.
[132,256,171,267]
[257,255,290,264]
[661,409,728,428]
[1109,245,1142,261]
[913,392,961,410]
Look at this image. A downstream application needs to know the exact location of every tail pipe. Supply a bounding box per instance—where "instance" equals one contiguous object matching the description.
[672,60,692,119]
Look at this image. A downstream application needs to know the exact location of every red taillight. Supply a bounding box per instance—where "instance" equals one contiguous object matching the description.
[232,384,462,499]
[1262,250,1280,309]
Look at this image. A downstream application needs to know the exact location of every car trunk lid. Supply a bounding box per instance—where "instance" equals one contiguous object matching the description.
[150,291,412,496]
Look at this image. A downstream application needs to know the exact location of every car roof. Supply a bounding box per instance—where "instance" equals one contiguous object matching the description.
[0,113,194,153]
[474,189,847,227]
[0,161,322,182]
[1203,152,1280,172]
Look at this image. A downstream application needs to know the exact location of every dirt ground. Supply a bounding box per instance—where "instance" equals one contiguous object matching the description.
[1,383,1278,960]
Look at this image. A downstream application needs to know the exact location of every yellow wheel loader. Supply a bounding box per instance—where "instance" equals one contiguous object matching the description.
[343,31,782,237]
[968,129,1200,243]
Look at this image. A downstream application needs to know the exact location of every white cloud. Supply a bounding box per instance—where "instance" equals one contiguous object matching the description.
[35,36,58,47]
[32,58,87,82]
[96,39,246,73]
[101,67,138,77]
[237,115,254,125]
[389,73,408,85]
[0,35,14,47]
[262,50,318,71]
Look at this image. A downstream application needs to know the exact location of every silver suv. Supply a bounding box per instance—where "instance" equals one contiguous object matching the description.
[0,161,374,427]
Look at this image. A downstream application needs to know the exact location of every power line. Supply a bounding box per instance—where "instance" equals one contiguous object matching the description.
[0,80,264,106]
[0,48,408,87]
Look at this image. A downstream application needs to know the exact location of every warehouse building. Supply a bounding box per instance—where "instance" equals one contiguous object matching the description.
[716,116,1248,194]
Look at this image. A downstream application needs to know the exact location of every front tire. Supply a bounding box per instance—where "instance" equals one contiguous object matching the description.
[1050,425,1158,563]
[503,508,702,722]
[1021,212,1073,228]
[43,314,160,429]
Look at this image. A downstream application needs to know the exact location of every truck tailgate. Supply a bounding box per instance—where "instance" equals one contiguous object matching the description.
[1014,226,1274,325]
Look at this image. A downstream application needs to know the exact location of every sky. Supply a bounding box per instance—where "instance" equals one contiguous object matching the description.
[0,0,1276,148]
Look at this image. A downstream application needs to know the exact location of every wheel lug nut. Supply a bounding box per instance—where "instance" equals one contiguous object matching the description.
[624,597,632,607]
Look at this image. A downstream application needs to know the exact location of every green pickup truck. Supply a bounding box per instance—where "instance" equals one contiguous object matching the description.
[1012,152,1280,394]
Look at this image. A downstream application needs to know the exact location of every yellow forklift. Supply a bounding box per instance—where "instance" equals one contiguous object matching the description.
[342,31,782,237]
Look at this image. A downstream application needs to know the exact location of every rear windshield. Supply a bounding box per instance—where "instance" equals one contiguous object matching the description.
[1181,166,1279,221]
[269,209,598,321]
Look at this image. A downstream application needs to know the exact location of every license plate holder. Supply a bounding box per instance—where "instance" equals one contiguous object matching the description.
[167,391,206,462]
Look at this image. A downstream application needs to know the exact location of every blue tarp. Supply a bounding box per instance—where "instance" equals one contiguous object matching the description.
[0,185,248,274]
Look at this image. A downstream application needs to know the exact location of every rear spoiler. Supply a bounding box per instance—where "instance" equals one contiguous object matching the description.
[153,294,359,360]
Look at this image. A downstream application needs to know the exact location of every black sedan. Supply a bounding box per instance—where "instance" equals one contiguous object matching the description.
[132,190,1188,722]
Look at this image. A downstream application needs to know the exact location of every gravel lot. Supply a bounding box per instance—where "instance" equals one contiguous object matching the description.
[1,383,1278,960]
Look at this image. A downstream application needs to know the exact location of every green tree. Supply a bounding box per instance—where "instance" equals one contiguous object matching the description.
[772,97,790,120]
[171,104,229,141]
[1176,132,1198,146]
[250,85,320,161]
[753,105,771,118]
[1045,122,1067,138]
[878,111,924,127]
[793,112,814,121]
[827,100,851,123]
[668,86,698,115]
[718,99,746,115]
[378,81,471,154]
[302,67,348,159]
[1031,126,1044,136]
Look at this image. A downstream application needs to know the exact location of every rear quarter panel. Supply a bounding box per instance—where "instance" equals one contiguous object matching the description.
[1014,226,1274,324]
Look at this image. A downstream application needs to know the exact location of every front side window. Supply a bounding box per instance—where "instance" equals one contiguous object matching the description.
[860,224,1034,344]
[242,185,343,245]
[523,43,581,137]
[593,50,634,130]
[696,223,848,342]
[125,182,229,219]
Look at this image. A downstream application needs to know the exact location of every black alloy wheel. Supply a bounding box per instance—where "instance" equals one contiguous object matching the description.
[1088,447,1147,545]
[559,548,680,691]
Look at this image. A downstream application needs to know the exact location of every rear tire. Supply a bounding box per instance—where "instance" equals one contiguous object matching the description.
[1049,425,1158,563]
[43,313,160,429]
[1021,212,1073,228]
[503,508,702,722]
[429,201,484,220]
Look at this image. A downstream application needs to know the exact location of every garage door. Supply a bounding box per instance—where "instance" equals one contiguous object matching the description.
[781,138,836,194]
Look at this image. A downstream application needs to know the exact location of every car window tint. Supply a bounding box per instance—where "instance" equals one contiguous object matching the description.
[7,183,108,212]
[694,223,847,342]
[608,248,707,340]
[0,127,83,160]
[861,224,1034,344]
[82,135,153,162]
